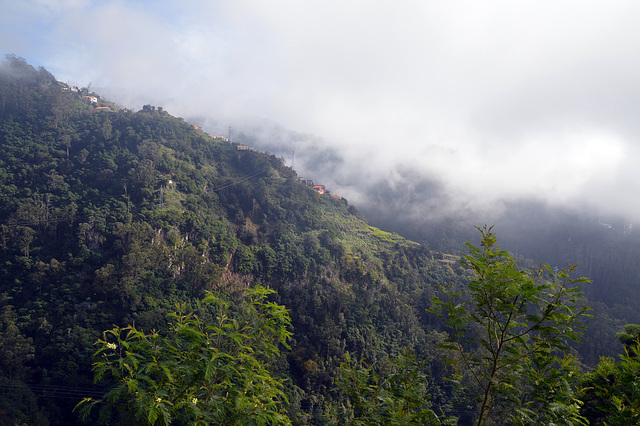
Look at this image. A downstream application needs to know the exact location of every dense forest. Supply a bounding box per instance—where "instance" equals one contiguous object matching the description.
[0,54,638,425]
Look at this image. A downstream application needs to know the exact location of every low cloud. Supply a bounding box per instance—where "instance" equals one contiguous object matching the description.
[4,0,640,222]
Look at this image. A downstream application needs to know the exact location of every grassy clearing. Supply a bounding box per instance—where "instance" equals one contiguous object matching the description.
[316,197,418,257]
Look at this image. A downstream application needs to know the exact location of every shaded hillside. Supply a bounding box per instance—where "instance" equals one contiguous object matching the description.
[0,55,469,424]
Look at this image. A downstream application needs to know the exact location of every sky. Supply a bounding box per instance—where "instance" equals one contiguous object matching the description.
[3,0,640,221]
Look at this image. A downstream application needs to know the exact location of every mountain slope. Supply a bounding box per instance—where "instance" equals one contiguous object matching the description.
[0,55,470,424]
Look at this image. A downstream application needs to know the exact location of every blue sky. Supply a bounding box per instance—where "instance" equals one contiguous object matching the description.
[3,0,640,219]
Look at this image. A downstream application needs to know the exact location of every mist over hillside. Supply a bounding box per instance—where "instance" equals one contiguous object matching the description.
[202,117,627,243]
[196,118,640,318]
[8,1,640,229]
[4,53,640,425]
[88,54,640,326]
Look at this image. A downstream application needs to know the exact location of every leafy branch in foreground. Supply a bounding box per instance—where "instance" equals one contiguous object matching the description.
[428,225,590,426]
[75,286,292,425]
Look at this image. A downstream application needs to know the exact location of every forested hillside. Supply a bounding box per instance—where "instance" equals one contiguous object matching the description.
[0,55,636,425]
[0,55,463,424]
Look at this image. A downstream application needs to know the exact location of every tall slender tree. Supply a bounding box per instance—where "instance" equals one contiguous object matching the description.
[429,226,590,425]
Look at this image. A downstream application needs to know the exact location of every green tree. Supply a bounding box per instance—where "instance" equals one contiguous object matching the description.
[578,330,640,425]
[76,286,292,425]
[429,226,590,425]
[578,344,640,425]
[329,348,449,425]
[616,323,640,353]
[0,300,34,381]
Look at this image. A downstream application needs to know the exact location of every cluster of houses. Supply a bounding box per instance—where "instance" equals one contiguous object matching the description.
[61,85,79,93]
[60,83,126,112]
[84,95,116,111]
[194,125,228,142]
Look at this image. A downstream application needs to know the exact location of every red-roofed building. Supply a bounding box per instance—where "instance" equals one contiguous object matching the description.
[313,185,326,195]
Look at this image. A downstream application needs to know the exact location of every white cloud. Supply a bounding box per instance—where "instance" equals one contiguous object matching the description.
[6,0,640,219]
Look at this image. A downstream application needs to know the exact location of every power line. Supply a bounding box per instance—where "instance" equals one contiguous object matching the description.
[210,168,267,192]
[0,381,108,400]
